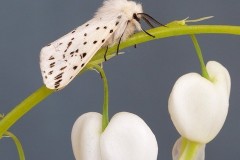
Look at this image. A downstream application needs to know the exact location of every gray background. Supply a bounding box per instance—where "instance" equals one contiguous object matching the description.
[0,0,240,159]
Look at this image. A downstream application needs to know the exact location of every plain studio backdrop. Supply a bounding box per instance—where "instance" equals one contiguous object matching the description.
[0,0,239,159]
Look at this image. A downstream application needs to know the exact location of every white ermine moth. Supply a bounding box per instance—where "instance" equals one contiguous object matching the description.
[40,0,163,90]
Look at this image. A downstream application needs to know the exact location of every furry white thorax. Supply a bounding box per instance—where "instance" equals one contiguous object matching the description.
[94,0,143,46]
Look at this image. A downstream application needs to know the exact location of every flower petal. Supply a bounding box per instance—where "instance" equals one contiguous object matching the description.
[169,61,230,143]
[207,61,231,98]
[71,112,102,160]
[100,112,158,160]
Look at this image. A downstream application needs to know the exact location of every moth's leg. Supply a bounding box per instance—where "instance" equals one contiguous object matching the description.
[104,46,109,61]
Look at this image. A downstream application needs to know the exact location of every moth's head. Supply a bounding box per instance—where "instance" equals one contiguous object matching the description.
[117,0,143,31]
[96,0,143,22]
[121,0,143,19]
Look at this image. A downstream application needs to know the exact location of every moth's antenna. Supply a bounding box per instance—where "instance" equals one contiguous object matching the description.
[133,13,155,38]
[139,26,155,38]
[137,13,166,27]
[141,16,155,28]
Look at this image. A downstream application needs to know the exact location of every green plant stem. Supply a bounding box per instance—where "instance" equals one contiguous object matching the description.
[0,86,53,138]
[88,64,109,132]
[190,35,210,79]
[0,25,240,138]
[4,131,25,160]
[179,138,202,160]
[92,25,240,59]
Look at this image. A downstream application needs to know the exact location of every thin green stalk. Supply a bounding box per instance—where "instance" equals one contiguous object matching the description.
[4,131,25,160]
[0,86,53,138]
[0,25,240,138]
[179,138,202,160]
[180,35,208,159]
[190,35,210,79]
[88,64,109,132]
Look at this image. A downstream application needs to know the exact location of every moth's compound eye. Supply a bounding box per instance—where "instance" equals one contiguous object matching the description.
[133,13,140,22]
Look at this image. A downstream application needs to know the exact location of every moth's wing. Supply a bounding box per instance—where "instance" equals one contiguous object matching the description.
[40,18,120,90]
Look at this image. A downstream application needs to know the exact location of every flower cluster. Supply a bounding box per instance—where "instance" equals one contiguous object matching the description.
[71,61,230,160]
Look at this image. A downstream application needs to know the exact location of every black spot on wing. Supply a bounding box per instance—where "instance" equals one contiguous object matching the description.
[82,53,87,58]
[49,56,55,60]
[73,66,78,70]
[110,29,113,33]
[65,41,72,52]
[48,71,53,75]
[54,73,64,80]
[60,66,67,71]
[50,62,55,68]
[70,51,74,57]
[93,41,97,44]
[68,41,72,48]
[55,84,60,89]
[55,79,62,83]
[54,79,63,89]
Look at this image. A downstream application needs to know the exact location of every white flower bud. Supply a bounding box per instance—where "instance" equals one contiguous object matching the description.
[168,61,231,143]
[71,112,158,160]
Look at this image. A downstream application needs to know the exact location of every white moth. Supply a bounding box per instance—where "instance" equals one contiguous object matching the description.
[40,0,163,90]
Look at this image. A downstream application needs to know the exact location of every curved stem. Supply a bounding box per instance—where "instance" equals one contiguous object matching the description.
[88,64,109,132]
[4,131,25,160]
[0,86,53,138]
[190,35,210,79]
[0,25,240,138]
[92,25,240,60]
